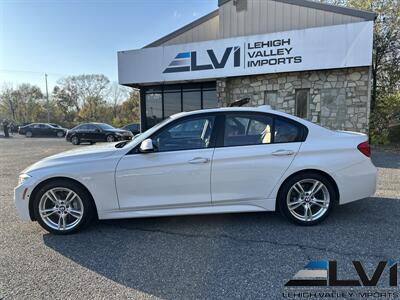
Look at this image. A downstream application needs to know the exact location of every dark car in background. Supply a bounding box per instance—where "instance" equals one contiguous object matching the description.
[49,123,64,129]
[121,123,141,135]
[66,122,133,145]
[18,123,67,138]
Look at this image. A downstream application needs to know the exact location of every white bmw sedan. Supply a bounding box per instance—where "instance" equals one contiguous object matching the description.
[15,106,377,234]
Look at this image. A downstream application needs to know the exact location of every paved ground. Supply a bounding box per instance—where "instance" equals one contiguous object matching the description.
[0,136,399,300]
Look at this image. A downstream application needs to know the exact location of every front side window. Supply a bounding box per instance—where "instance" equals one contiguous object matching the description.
[152,116,215,152]
[224,114,273,147]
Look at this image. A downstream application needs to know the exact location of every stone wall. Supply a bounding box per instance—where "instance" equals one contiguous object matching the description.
[216,67,371,133]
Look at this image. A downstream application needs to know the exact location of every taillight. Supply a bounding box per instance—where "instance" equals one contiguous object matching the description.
[357,141,371,157]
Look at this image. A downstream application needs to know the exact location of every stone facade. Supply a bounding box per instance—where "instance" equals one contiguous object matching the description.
[216,67,371,133]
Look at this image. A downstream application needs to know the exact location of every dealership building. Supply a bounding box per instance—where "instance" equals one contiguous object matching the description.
[118,0,376,132]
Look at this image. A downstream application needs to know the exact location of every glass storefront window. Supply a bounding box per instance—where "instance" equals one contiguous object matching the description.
[145,92,162,128]
[164,92,181,117]
[203,90,218,109]
[183,91,201,112]
[143,82,217,129]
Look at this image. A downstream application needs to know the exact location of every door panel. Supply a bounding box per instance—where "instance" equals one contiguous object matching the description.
[115,148,214,209]
[211,143,301,204]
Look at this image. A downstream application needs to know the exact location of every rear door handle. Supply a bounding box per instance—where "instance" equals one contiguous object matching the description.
[272,150,295,156]
[188,157,210,164]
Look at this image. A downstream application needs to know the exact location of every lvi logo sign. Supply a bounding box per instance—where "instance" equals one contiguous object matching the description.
[163,46,241,73]
[285,260,398,287]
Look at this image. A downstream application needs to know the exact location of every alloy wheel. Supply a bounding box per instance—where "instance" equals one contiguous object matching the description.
[38,187,84,231]
[107,135,115,142]
[286,179,330,222]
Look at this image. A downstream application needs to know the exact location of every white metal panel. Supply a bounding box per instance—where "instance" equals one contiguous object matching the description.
[161,14,219,46]
[219,0,365,39]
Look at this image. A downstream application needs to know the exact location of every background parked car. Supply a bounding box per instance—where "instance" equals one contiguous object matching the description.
[121,123,141,135]
[49,123,64,129]
[66,122,133,145]
[18,123,67,138]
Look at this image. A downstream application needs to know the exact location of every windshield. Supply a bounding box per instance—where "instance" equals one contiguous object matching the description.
[97,123,115,130]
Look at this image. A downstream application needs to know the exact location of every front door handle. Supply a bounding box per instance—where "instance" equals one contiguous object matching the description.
[272,149,295,156]
[188,157,210,164]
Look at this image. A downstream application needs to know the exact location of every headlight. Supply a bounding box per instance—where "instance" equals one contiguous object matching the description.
[18,174,31,185]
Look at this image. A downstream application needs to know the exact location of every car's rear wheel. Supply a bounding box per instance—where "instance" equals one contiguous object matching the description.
[71,135,80,145]
[57,131,64,137]
[33,180,95,234]
[26,131,33,137]
[106,135,115,142]
[278,172,335,226]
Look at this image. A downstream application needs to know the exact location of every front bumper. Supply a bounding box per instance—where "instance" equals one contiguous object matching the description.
[14,181,35,221]
[117,135,132,141]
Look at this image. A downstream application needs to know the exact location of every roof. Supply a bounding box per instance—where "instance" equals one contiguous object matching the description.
[144,9,219,48]
[144,0,376,48]
[170,105,274,119]
[219,0,376,20]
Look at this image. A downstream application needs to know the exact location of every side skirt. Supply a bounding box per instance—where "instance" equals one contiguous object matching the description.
[98,202,275,220]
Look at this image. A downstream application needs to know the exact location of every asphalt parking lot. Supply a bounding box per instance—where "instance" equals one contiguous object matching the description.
[1,136,399,300]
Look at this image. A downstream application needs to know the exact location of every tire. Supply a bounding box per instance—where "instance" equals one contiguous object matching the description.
[106,135,115,142]
[71,135,80,145]
[57,131,64,138]
[33,180,95,234]
[26,131,33,138]
[278,172,336,226]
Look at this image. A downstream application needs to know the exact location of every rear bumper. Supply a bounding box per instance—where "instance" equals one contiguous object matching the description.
[333,159,377,205]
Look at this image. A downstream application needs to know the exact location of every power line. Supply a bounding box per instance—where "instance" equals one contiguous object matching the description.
[0,69,69,77]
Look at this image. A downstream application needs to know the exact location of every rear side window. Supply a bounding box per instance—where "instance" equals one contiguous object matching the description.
[224,114,273,147]
[222,113,306,147]
[274,118,302,143]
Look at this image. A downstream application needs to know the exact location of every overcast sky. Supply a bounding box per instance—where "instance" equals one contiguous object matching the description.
[0,0,217,91]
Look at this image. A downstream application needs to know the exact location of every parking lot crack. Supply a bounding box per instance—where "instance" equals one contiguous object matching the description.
[106,224,385,259]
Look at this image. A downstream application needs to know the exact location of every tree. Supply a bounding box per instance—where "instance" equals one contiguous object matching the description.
[55,74,110,113]
[108,82,130,119]
[0,83,44,123]
[112,89,140,127]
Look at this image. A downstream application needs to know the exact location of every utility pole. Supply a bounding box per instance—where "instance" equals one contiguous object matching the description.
[45,73,50,123]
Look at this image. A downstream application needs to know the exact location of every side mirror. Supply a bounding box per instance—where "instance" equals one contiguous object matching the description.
[139,138,154,153]
[95,128,101,133]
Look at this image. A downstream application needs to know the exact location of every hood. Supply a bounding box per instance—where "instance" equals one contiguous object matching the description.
[22,143,118,174]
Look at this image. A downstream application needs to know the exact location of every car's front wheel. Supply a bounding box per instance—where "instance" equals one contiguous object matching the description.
[57,131,64,138]
[106,135,115,142]
[25,131,33,137]
[33,180,95,234]
[278,172,336,226]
